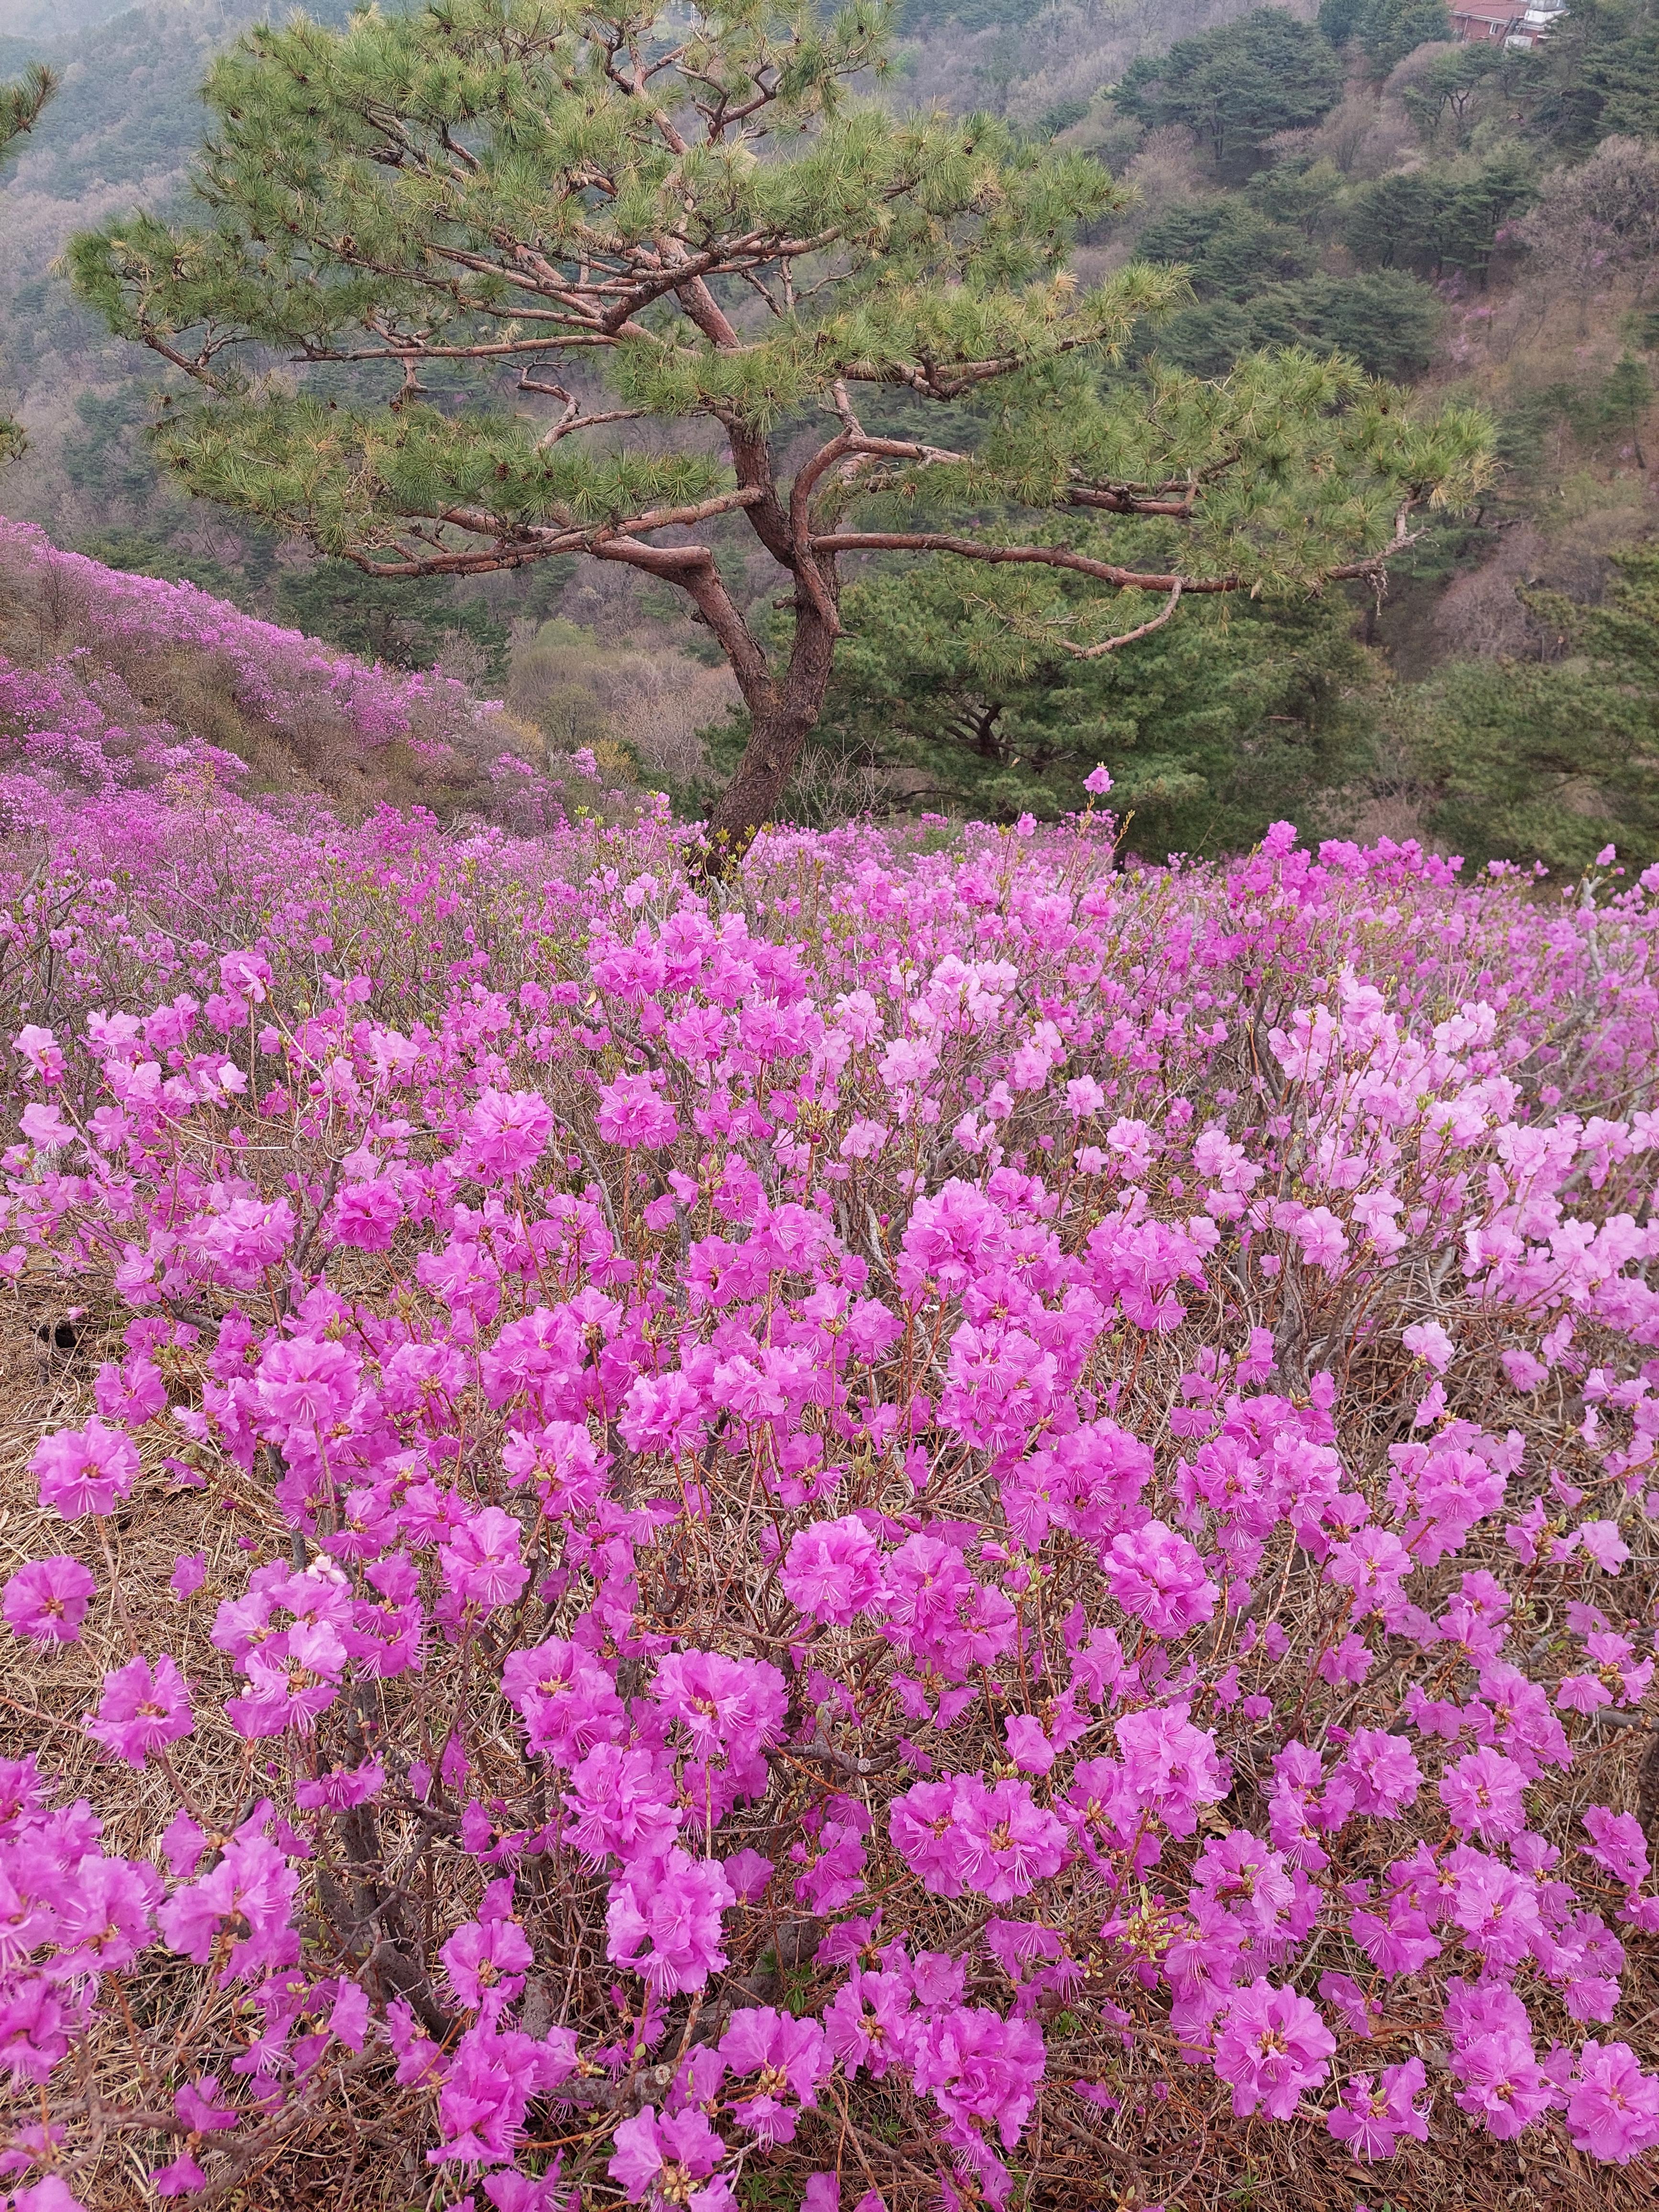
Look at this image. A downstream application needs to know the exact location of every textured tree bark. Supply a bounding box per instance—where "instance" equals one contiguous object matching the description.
[698,591,840,870]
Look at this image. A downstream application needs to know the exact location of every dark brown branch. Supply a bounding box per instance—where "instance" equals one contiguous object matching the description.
[808,531,1237,594]
[970,577,1186,659]
[344,486,769,578]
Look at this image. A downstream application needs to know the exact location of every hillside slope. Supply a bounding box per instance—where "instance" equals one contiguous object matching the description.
[0,513,648,833]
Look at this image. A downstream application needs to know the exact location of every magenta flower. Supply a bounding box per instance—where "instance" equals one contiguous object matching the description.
[618,1370,705,1455]
[1191,1829,1294,1944]
[563,1743,682,1866]
[150,2155,206,2198]
[608,2106,727,2207]
[10,2183,90,2212]
[2,1556,95,1643]
[1402,1320,1455,1372]
[723,1847,773,1902]
[432,2017,563,2164]
[175,2076,239,2132]
[1213,1980,1335,2119]
[1439,1748,1528,1843]
[781,1515,882,1625]
[296,1761,385,1810]
[51,1855,160,1975]
[440,1914,534,2010]
[462,1086,553,1179]
[1447,1981,1550,2140]
[606,1847,734,1994]
[1338,1727,1422,1817]
[597,1073,679,1150]
[31,1418,139,1518]
[440,1506,530,1613]
[1114,1703,1228,1836]
[20,1101,74,1150]
[890,1778,970,1899]
[719,2006,830,2143]
[1583,1806,1651,1889]
[823,1969,916,2079]
[1326,2057,1431,2159]
[168,1549,207,1601]
[791,1812,868,1913]
[83,1654,193,1768]
[951,1777,1068,1902]
[652,1649,786,1770]
[911,2005,1046,2148]
[1566,2042,1659,2162]
[226,1621,346,1738]
[158,1835,299,1984]
[1104,1519,1218,1638]
[254,1335,359,1432]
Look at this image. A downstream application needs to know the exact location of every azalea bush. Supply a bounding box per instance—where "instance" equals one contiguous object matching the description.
[4,761,1659,2212]
[0,519,641,835]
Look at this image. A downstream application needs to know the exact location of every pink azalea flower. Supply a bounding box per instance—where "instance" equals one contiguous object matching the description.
[608,2105,727,2207]
[440,1914,534,2010]
[168,1549,207,1601]
[1439,1748,1529,1843]
[1104,1520,1218,1638]
[780,1515,882,1625]
[1583,1806,1650,1889]
[1326,2057,1430,2159]
[440,1506,530,1613]
[1213,1980,1335,2119]
[950,1777,1068,1902]
[1566,2041,1659,2162]
[719,2007,830,2143]
[31,1418,139,1518]
[606,1848,734,1994]
[83,1654,194,1768]
[2,1556,95,1643]
[463,1087,554,1179]
[597,1073,679,1150]
[911,2005,1046,2148]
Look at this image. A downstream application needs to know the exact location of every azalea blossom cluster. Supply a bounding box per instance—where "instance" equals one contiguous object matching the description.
[3,766,1659,2209]
[0,515,487,752]
[0,519,604,841]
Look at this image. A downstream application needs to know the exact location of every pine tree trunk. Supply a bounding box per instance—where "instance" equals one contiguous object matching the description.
[700,601,837,869]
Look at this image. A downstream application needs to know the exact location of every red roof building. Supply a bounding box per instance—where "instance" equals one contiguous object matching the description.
[1449,0,1563,43]
[1451,2,1522,38]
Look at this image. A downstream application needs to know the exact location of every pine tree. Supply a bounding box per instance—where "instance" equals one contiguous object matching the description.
[0,61,56,466]
[68,0,1490,862]
[709,551,1377,852]
[1114,11,1345,171]
[1410,547,1659,869]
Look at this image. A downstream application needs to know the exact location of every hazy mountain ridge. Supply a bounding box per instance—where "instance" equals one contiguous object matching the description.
[0,0,132,37]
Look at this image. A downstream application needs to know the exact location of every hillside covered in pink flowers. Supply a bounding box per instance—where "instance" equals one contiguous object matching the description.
[4,521,1659,2212]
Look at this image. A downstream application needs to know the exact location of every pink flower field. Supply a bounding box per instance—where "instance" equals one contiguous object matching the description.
[4,545,1659,2212]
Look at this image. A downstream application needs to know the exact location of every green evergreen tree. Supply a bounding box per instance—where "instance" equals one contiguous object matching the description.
[0,60,52,156]
[1500,0,1659,149]
[275,563,510,684]
[1319,0,1452,74]
[711,552,1378,853]
[69,0,1488,860]
[1400,44,1501,145]
[1342,148,1536,284]
[1135,199,1442,378]
[0,59,55,464]
[1114,10,1345,173]
[1411,546,1659,868]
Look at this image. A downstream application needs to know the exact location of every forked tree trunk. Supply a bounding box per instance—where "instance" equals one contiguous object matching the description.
[699,597,838,869]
